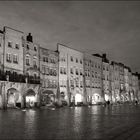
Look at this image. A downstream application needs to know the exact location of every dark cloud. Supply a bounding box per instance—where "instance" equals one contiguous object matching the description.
[0,1,140,72]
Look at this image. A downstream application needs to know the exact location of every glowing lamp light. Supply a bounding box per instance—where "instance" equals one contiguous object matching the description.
[75,94,82,103]
[26,96,36,102]
[105,94,109,101]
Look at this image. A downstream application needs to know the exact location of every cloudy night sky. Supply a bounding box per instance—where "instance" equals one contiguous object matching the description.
[0,1,140,72]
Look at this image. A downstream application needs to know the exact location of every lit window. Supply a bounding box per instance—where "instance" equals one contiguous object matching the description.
[6,53,12,62]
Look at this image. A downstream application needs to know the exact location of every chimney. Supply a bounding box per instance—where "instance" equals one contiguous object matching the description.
[102,53,106,59]
[26,33,33,42]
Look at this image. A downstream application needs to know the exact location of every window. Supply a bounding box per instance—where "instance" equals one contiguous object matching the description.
[70,68,73,74]
[80,69,83,75]
[15,43,19,49]
[80,81,83,88]
[92,71,94,78]
[8,42,12,48]
[80,59,82,64]
[76,69,79,75]
[33,60,37,68]
[43,57,48,63]
[106,66,109,71]
[85,70,87,77]
[42,65,45,74]
[76,80,79,87]
[13,54,18,64]
[95,72,97,78]
[26,55,30,66]
[27,44,29,50]
[0,43,1,47]
[76,58,78,63]
[34,46,37,51]
[88,70,90,77]
[6,53,11,62]
[46,67,49,75]
[70,80,74,87]
[64,68,66,74]
[71,56,73,62]
[95,63,97,68]
[60,67,63,74]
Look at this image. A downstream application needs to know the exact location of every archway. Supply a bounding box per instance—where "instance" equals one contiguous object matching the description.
[60,92,67,106]
[7,88,20,108]
[105,94,110,102]
[75,93,83,105]
[41,90,55,106]
[92,93,101,104]
[25,89,36,108]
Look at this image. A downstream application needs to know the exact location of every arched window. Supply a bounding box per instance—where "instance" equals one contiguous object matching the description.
[26,54,30,66]
[33,56,37,68]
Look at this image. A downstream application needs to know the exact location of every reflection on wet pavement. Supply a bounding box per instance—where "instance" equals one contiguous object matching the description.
[0,104,140,139]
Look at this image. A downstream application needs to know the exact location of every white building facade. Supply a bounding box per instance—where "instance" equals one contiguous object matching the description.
[57,44,84,105]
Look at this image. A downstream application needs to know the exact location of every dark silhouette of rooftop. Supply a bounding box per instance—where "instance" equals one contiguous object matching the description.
[26,33,33,42]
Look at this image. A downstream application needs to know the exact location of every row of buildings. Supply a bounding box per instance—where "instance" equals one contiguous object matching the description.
[0,26,139,109]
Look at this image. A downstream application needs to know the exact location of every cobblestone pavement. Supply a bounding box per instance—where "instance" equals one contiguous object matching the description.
[0,104,140,140]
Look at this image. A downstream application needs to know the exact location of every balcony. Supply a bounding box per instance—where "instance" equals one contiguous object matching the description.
[0,70,40,84]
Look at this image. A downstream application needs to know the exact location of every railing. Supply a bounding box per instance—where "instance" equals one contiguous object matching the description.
[0,70,40,84]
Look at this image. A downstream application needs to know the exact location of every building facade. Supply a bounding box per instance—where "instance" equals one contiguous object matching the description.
[84,53,104,104]
[0,30,4,71]
[102,55,111,102]
[110,61,120,103]
[3,26,24,75]
[24,33,40,78]
[39,47,59,105]
[0,25,140,109]
[57,43,84,105]
[124,66,130,102]
[0,27,40,109]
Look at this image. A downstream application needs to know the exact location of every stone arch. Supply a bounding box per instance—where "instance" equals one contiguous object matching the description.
[7,88,20,108]
[41,90,55,106]
[92,93,101,104]
[25,88,37,108]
